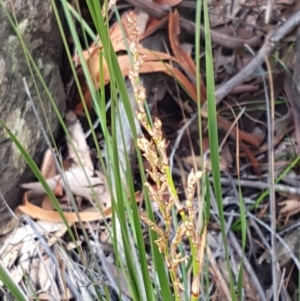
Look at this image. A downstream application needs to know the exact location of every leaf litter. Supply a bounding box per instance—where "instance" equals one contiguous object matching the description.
[2,0,300,300]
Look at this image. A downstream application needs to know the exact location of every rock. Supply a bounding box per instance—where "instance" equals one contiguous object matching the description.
[0,1,66,235]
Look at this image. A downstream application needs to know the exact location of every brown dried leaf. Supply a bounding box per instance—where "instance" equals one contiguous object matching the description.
[40,149,57,179]
[18,195,112,223]
[36,293,52,300]
[169,10,196,75]
[135,0,152,34]
[74,10,201,113]
[65,110,93,170]
[182,155,229,172]
[140,16,168,41]
[21,168,110,207]
[39,149,64,206]
[41,197,55,211]
[168,10,206,102]
[75,46,198,112]
[278,199,300,217]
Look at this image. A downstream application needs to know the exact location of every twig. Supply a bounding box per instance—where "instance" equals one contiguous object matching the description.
[169,113,197,172]
[219,107,246,151]
[228,231,268,301]
[278,221,300,237]
[250,218,271,253]
[89,226,131,301]
[213,10,300,105]
[219,171,267,301]
[207,245,232,301]
[209,187,267,300]
[85,100,111,139]
[22,216,63,300]
[290,28,300,154]
[265,0,274,24]
[216,177,300,195]
[0,204,20,257]
[264,55,278,299]
[180,18,263,50]
[249,213,300,270]
[240,41,279,296]
[0,189,19,222]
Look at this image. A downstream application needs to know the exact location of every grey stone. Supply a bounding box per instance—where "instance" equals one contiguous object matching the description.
[0,0,65,235]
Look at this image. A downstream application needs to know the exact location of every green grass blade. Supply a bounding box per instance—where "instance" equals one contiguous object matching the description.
[0,261,29,301]
[0,120,76,240]
[202,0,237,299]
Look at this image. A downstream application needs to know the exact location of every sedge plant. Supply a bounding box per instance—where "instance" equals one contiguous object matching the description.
[0,0,250,300]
